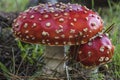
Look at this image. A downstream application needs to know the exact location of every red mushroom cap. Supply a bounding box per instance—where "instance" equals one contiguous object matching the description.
[12,2,103,45]
[69,34,114,67]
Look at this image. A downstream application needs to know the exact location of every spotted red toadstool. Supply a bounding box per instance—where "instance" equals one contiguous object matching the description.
[69,34,114,67]
[12,2,104,74]
[12,2,103,46]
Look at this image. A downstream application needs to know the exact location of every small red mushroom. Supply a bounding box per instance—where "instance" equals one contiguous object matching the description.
[12,2,103,45]
[69,34,114,67]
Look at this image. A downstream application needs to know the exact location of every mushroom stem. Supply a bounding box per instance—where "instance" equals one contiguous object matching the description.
[85,67,99,80]
[44,46,65,74]
[64,46,71,80]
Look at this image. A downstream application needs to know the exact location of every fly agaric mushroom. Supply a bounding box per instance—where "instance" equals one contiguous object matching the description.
[69,34,114,67]
[12,2,103,45]
[69,33,114,79]
[12,2,104,74]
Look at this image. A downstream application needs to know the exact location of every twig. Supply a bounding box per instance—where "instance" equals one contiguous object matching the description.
[104,23,115,33]
[16,50,28,75]
[12,48,16,74]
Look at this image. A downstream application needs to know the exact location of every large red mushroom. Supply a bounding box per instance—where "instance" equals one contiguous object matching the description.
[12,2,104,76]
[12,2,103,45]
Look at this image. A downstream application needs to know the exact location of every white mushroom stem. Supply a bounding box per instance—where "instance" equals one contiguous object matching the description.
[84,67,99,80]
[43,46,99,80]
[44,46,65,74]
[64,46,71,80]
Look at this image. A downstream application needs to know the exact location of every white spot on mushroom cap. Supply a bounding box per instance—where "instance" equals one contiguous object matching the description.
[105,57,109,61]
[50,9,55,13]
[34,7,38,11]
[46,22,51,27]
[42,40,45,44]
[24,23,28,28]
[69,8,73,11]
[59,25,63,28]
[54,36,60,39]
[13,19,16,23]
[63,41,66,44]
[48,43,51,45]
[46,39,49,42]
[15,23,19,27]
[69,35,73,38]
[75,35,78,37]
[43,9,47,12]
[70,22,74,26]
[30,15,35,19]
[26,36,29,39]
[100,46,105,52]
[61,34,65,38]
[83,28,88,32]
[64,12,68,16]
[55,42,59,45]
[18,15,22,18]
[32,23,37,28]
[69,5,72,8]
[79,31,83,36]
[89,30,92,33]
[76,42,79,45]
[42,31,49,36]
[98,34,103,38]
[86,35,89,37]
[88,42,92,46]
[25,9,29,13]
[88,51,92,57]
[107,51,110,54]
[39,18,42,21]
[56,4,60,7]
[83,35,86,38]
[48,2,52,7]
[70,29,75,34]
[25,30,29,33]
[44,14,49,18]
[73,18,77,22]
[54,13,59,17]
[99,57,105,62]
[32,37,35,40]
[49,7,54,11]
[107,45,111,50]
[84,11,87,13]
[59,18,64,22]
[55,29,63,34]
[23,16,26,19]
[85,17,88,20]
